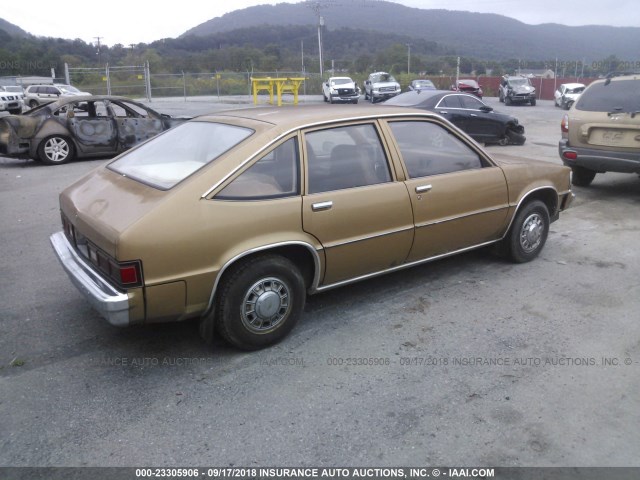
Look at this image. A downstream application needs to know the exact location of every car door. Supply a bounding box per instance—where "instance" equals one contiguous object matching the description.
[385,119,510,262]
[302,122,414,286]
[433,94,469,132]
[109,99,165,151]
[66,100,118,154]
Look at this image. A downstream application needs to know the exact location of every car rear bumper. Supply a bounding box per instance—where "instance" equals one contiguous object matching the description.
[50,231,131,327]
[559,139,640,173]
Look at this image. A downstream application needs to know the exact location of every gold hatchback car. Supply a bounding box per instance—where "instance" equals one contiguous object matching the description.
[50,105,573,350]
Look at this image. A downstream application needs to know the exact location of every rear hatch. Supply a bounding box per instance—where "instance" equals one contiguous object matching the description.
[570,77,640,151]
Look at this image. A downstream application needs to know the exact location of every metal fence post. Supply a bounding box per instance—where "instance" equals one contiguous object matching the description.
[106,63,111,95]
[145,61,152,102]
[64,63,70,85]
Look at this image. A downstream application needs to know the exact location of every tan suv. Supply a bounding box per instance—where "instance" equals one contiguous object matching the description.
[559,74,640,186]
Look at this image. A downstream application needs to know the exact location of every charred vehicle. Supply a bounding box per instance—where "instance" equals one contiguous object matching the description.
[0,96,188,165]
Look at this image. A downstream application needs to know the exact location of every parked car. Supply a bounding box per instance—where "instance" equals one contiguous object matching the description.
[499,76,536,106]
[363,72,401,103]
[50,105,573,350]
[384,90,526,145]
[408,79,436,92]
[554,83,586,110]
[559,74,640,186]
[1,85,25,100]
[0,95,188,165]
[24,84,91,108]
[0,90,23,115]
[451,79,483,98]
[322,76,359,104]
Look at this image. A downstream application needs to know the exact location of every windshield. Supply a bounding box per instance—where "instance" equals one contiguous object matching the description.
[373,74,397,83]
[576,79,640,113]
[414,80,434,87]
[567,86,585,94]
[108,121,254,189]
[509,78,530,87]
[331,78,352,86]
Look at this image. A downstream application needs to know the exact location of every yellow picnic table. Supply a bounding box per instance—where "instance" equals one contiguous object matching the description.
[251,77,306,106]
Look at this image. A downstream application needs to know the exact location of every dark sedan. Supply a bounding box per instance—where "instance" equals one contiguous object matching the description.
[383,90,525,146]
[0,95,188,165]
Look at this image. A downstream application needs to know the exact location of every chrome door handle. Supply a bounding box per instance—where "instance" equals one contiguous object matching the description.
[312,201,333,211]
[415,184,432,194]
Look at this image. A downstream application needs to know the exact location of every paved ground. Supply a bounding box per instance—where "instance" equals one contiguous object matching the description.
[1,97,639,468]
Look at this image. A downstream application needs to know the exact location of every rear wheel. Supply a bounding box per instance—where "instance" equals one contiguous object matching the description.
[38,135,75,165]
[571,166,596,186]
[216,255,306,350]
[504,200,550,263]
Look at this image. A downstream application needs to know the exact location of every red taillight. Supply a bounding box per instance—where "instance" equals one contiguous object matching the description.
[119,264,141,285]
[563,151,578,161]
[561,114,569,133]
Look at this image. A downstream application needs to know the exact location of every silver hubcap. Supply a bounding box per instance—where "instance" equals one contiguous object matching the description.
[241,277,290,334]
[520,213,544,253]
[44,138,69,162]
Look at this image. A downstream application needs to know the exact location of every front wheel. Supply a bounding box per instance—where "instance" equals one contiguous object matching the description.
[530,98,536,106]
[29,100,39,108]
[504,200,550,263]
[505,96,512,106]
[506,129,526,145]
[216,255,306,350]
[38,135,75,165]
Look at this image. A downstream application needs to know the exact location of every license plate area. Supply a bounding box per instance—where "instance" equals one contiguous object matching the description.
[588,128,640,148]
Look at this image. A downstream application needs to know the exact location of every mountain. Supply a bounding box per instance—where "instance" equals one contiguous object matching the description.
[181,1,640,61]
[0,17,30,38]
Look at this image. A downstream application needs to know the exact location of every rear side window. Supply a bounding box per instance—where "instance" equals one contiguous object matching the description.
[576,79,640,113]
[109,121,253,190]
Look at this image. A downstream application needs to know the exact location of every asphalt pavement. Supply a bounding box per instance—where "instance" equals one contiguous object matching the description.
[1,97,639,469]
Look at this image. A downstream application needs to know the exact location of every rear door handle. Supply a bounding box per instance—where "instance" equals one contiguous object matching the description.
[415,184,433,193]
[312,201,333,211]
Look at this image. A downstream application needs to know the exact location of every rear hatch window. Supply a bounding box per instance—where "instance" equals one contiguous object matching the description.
[576,79,640,114]
[109,121,253,189]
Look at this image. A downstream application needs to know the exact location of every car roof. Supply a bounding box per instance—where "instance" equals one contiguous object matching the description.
[383,90,458,107]
[197,104,440,130]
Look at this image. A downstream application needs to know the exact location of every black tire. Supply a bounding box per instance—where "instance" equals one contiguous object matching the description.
[370,94,376,104]
[38,135,75,165]
[329,96,334,104]
[323,93,328,102]
[29,100,39,108]
[352,99,358,104]
[506,129,526,145]
[530,98,537,106]
[571,166,596,186]
[563,100,573,110]
[216,255,306,350]
[505,96,512,106]
[504,200,550,263]
[499,92,504,102]
[364,90,369,100]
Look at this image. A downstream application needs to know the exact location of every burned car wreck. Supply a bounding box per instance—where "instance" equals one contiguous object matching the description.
[0,96,188,165]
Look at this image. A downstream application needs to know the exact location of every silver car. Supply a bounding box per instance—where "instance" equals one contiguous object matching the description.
[24,84,91,108]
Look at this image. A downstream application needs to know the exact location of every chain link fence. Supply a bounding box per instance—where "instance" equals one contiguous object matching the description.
[65,63,323,103]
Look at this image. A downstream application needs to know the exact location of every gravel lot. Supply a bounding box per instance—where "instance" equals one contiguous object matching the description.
[1,96,639,469]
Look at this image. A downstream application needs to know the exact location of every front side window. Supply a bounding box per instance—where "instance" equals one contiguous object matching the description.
[109,121,253,190]
[305,124,392,194]
[216,137,300,200]
[389,121,483,178]
[459,95,485,110]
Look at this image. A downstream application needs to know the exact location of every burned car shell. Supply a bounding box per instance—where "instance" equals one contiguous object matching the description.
[50,105,573,350]
[0,95,187,165]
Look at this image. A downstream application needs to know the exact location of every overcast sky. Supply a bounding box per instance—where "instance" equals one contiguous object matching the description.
[2,0,639,47]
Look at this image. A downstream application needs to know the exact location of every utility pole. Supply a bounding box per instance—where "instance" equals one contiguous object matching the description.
[406,43,412,75]
[94,36,103,65]
[306,1,339,78]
